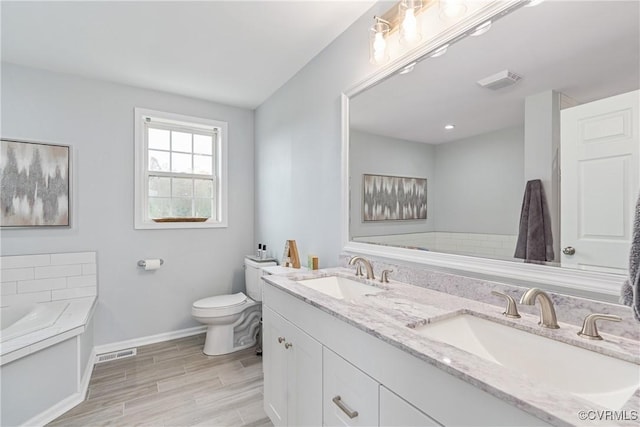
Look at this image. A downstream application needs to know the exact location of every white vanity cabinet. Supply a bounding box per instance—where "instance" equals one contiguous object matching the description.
[262,306,322,427]
[262,282,550,427]
[379,386,441,427]
[323,347,379,426]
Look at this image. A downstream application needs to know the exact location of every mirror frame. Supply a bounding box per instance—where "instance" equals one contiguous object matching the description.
[341,0,624,300]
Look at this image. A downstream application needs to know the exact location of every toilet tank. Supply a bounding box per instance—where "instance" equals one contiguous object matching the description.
[244,257,277,301]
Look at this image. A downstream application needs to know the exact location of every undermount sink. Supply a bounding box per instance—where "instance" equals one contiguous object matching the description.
[411,314,639,409]
[296,276,384,301]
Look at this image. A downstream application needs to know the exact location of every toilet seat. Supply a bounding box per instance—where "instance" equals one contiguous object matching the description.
[193,293,247,309]
[192,292,255,318]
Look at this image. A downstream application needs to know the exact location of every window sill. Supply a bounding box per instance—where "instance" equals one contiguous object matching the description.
[135,219,227,230]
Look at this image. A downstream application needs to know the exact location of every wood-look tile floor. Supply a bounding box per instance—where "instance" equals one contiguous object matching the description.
[48,334,273,427]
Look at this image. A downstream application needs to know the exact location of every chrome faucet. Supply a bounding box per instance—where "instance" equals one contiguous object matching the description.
[348,256,375,280]
[519,288,559,329]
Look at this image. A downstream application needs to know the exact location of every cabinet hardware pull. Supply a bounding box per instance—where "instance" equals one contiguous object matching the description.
[332,395,358,419]
[284,342,293,349]
[278,337,285,344]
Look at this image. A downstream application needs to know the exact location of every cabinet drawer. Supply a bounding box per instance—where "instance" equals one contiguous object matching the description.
[380,386,441,427]
[323,347,378,426]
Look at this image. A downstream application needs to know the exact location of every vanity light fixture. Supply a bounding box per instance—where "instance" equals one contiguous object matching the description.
[429,43,449,58]
[439,0,468,20]
[399,0,423,46]
[369,17,391,65]
[470,20,492,37]
[444,124,456,130]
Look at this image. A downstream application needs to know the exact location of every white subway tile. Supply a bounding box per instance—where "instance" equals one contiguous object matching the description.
[0,254,51,270]
[50,252,96,266]
[0,268,34,283]
[1,291,51,307]
[67,275,97,288]
[1,282,17,296]
[34,265,82,279]
[18,278,67,293]
[82,263,97,275]
[52,287,97,301]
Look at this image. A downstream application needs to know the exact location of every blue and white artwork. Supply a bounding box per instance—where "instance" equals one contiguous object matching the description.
[363,174,427,221]
[1,139,70,227]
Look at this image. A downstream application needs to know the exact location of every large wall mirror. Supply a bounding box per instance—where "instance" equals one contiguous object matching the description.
[344,0,639,302]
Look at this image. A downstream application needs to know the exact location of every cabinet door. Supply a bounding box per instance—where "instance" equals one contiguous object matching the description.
[323,348,379,426]
[380,386,442,427]
[263,306,289,427]
[286,316,323,427]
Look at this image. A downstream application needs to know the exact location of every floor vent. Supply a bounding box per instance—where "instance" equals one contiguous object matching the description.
[95,348,137,364]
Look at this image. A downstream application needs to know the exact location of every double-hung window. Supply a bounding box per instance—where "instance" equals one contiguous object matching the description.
[134,108,227,229]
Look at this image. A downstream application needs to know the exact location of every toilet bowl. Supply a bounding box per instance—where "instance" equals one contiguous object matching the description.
[192,257,276,355]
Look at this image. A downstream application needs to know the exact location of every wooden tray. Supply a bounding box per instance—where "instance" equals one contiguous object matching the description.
[152,217,209,223]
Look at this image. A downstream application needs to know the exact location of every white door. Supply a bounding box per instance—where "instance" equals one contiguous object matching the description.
[561,90,639,273]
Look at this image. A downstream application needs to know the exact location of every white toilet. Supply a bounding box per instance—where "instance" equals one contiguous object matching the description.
[192,257,276,355]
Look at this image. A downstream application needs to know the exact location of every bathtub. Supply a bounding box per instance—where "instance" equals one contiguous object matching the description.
[1,297,95,427]
[1,301,70,343]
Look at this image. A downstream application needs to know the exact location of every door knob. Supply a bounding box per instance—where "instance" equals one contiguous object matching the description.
[562,246,576,255]
[278,337,285,343]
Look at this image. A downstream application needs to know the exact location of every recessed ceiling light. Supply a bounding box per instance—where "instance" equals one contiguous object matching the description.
[429,44,449,58]
[470,20,492,37]
[444,124,455,130]
[399,62,417,75]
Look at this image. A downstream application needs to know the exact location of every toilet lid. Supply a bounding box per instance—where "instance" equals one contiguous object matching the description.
[193,292,247,309]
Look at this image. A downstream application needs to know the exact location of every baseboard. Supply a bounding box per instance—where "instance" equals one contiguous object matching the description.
[21,390,85,427]
[93,325,207,356]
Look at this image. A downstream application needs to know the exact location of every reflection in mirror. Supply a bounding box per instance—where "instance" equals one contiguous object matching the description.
[349,1,639,281]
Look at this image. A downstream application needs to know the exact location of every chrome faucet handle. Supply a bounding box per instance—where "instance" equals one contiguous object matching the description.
[491,291,521,318]
[577,314,621,340]
[380,269,393,283]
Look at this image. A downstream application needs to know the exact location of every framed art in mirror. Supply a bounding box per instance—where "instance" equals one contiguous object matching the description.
[1,139,71,227]
[363,174,427,222]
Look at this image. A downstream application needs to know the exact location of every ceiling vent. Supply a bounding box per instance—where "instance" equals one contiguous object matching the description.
[477,70,522,90]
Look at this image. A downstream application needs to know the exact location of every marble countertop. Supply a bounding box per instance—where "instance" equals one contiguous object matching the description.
[1,296,96,366]
[262,268,640,427]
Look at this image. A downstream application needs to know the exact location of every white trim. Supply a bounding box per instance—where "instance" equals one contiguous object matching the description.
[94,325,206,356]
[341,0,626,300]
[134,107,228,229]
[20,390,86,427]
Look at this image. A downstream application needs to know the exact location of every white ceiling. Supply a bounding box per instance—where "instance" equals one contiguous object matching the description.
[350,0,640,144]
[1,1,375,109]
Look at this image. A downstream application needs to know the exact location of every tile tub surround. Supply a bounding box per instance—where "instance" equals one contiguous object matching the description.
[1,251,98,307]
[262,268,640,427]
[339,254,639,341]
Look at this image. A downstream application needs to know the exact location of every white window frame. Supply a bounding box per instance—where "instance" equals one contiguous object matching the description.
[134,108,228,229]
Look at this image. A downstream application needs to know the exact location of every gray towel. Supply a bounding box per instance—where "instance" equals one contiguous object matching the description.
[620,192,640,321]
[514,179,554,262]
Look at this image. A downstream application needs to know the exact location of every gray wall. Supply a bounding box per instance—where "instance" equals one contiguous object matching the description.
[350,129,435,237]
[433,126,524,235]
[255,1,393,267]
[1,63,255,346]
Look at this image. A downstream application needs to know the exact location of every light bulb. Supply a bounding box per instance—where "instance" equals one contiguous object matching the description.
[440,0,467,20]
[401,9,418,43]
[373,32,387,63]
[369,20,390,65]
[399,0,422,46]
